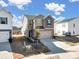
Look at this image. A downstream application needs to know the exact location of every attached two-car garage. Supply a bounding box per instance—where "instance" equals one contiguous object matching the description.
[39,29,53,39]
[0,9,13,42]
[0,31,10,42]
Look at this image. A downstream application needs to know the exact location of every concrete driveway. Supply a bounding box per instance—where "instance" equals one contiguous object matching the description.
[40,38,79,53]
[40,38,68,54]
[0,42,13,59]
[40,38,79,59]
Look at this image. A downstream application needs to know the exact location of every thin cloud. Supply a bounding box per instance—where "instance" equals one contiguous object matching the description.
[56,16,65,20]
[0,0,32,10]
[0,0,8,7]
[8,0,32,9]
[69,0,79,2]
[52,16,65,20]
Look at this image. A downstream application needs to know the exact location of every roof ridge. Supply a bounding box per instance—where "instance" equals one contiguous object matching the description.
[56,17,79,23]
[0,8,13,17]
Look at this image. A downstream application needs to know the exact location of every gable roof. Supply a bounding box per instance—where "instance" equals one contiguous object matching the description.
[44,15,55,20]
[34,15,45,20]
[56,17,79,23]
[0,8,13,17]
[24,15,35,20]
[24,15,55,21]
[24,15,45,21]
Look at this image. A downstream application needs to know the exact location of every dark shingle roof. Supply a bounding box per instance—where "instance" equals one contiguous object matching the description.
[44,15,55,20]
[24,15,55,21]
[25,15,35,20]
[33,15,45,20]
[24,15,45,20]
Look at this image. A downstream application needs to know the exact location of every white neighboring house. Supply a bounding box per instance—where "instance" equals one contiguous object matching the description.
[54,17,79,36]
[21,15,31,36]
[0,9,13,42]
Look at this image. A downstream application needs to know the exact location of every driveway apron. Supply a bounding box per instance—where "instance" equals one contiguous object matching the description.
[0,42,13,59]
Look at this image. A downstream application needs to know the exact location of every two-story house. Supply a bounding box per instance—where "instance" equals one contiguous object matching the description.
[21,15,35,37]
[54,17,79,36]
[33,15,54,39]
[21,15,54,39]
[0,9,13,42]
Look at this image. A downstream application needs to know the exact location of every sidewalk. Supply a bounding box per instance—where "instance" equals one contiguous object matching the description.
[0,42,13,59]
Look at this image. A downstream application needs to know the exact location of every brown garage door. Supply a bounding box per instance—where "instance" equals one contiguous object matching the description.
[39,29,53,39]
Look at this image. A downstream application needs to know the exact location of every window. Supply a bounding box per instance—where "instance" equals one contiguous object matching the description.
[73,24,75,27]
[0,17,7,24]
[73,31,75,34]
[47,19,51,25]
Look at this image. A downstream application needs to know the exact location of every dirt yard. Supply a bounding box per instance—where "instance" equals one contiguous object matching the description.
[55,36,79,43]
[10,37,49,59]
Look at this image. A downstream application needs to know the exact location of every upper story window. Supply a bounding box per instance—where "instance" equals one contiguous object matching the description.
[0,17,7,24]
[73,24,75,27]
[47,19,51,25]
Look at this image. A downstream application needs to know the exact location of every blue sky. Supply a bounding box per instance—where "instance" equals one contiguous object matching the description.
[0,0,79,27]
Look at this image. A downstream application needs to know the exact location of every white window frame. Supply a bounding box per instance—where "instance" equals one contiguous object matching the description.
[47,19,51,26]
[0,17,7,24]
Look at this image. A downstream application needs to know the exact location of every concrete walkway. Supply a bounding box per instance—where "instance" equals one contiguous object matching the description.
[0,42,13,59]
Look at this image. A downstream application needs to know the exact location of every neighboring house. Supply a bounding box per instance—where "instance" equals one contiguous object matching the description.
[54,17,79,36]
[21,15,35,37]
[0,9,13,42]
[33,15,54,39]
[12,26,22,35]
[21,15,54,39]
